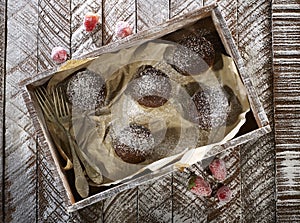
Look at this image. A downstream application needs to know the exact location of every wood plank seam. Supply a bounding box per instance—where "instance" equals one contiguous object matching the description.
[5,0,39,221]
[237,1,275,222]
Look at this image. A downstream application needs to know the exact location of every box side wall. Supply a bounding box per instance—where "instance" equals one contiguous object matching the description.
[22,87,75,206]
[212,7,270,129]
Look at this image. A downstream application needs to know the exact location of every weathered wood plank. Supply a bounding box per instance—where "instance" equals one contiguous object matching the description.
[102,0,136,45]
[237,1,275,222]
[5,0,38,222]
[0,0,5,221]
[37,0,71,72]
[273,0,300,221]
[71,0,102,57]
[138,175,172,222]
[36,0,84,222]
[76,202,103,223]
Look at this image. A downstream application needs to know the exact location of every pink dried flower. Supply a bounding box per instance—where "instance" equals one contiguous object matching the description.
[188,175,212,197]
[84,12,100,32]
[217,185,232,203]
[51,47,68,64]
[115,21,133,38]
[209,158,227,181]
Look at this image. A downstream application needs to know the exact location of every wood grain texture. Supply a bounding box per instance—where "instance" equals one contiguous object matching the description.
[237,0,276,222]
[205,0,238,42]
[273,0,300,221]
[0,0,5,221]
[5,0,38,222]
[138,175,172,222]
[71,0,102,57]
[103,189,138,223]
[76,202,103,223]
[37,142,74,222]
[37,0,71,72]
[137,0,169,31]
[102,0,136,45]
[170,0,204,18]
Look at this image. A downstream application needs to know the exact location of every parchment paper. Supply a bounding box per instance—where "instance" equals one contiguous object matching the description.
[46,40,249,186]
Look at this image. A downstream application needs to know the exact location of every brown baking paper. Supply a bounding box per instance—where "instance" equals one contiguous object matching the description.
[46,40,249,186]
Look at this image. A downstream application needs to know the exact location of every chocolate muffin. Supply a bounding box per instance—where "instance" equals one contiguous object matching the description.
[191,85,230,129]
[66,69,106,110]
[126,65,172,108]
[111,123,155,164]
[172,35,215,76]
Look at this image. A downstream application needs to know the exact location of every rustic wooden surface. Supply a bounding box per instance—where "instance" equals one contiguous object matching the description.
[273,0,300,222]
[1,0,299,222]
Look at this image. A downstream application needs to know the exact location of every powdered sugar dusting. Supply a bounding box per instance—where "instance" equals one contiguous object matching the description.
[192,85,230,129]
[66,69,106,111]
[171,35,214,75]
[115,124,155,152]
[126,66,171,108]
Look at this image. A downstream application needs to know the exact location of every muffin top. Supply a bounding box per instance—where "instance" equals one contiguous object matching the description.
[66,69,106,110]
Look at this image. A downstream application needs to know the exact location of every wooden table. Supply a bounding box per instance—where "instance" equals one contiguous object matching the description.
[1,0,299,222]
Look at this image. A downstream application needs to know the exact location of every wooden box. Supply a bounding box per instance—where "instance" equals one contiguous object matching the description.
[20,3,271,212]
